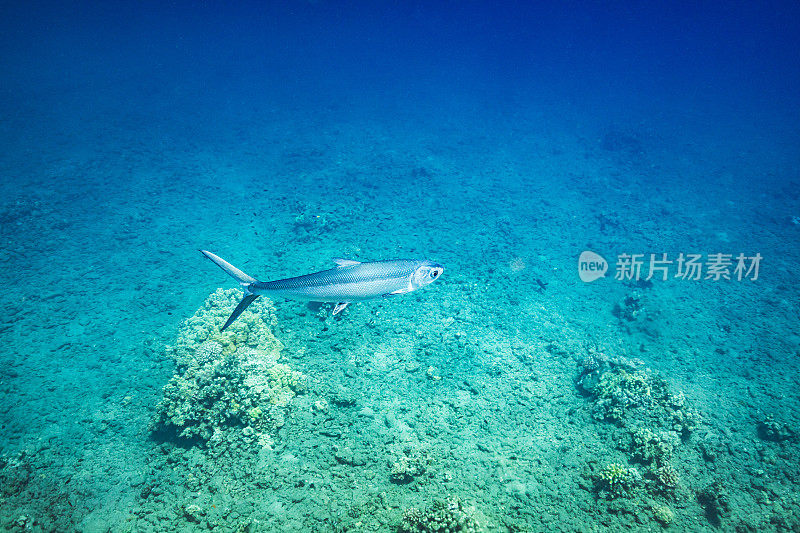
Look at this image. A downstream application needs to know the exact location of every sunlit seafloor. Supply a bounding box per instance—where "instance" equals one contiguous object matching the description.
[1,2,799,531]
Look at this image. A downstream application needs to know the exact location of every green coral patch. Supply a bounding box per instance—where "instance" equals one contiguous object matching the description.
[400,496,481,533]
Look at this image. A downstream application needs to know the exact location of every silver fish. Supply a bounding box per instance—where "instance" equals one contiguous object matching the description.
[200,250,444,330]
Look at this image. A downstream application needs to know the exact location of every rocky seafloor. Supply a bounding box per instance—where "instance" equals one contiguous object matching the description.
[0,107,798,532]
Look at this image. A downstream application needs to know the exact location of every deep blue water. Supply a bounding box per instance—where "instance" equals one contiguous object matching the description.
[1,2,799,531]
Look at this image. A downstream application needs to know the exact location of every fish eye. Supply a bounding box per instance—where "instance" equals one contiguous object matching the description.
[431,270,439,278]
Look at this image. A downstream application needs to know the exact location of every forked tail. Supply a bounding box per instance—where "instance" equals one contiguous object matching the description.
[200,250,260,331]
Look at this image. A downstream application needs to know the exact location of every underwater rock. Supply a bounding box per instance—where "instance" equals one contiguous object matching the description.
[613,291,645,322]
[329,385,357,408]
[357,406,375,418]
[183,503,205,523]
[757,415,796,443]
[0,452,31,498]
[698,437,725,462]
[389,448,429,484]
[334,446,366,467]
[404,360,422,373]
[697,480,730,527]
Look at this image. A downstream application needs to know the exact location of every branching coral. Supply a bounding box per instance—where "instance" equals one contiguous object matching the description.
[654,464,680,491]
[401,497,480,533]
[595,463,642,499]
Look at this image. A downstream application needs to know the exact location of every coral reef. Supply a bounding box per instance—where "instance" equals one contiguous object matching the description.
[576,349,704,527]
[595,463,642,499]
[579,359,700,437]
[154,289,305,443]
[626,427,678,465]
[170,288,282,359]
[400,496,480,533]
[578,355,700,519]
[592,368,653,421]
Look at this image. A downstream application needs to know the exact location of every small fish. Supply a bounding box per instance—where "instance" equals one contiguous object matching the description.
[200,250,444,330]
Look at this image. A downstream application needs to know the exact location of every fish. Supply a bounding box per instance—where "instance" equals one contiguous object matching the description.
[200,250,444,330]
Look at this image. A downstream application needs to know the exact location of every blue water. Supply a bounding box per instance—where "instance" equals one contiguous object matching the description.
[1,1,799,531]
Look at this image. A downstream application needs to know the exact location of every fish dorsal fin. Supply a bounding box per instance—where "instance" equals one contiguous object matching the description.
[333,258,361,267]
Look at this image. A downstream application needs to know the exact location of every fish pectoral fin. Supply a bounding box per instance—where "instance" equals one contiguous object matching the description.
[332,302,350,315]
[333,258,361,267]
[384,287,413,297]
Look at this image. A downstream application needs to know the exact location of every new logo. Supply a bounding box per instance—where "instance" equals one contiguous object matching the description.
[579,251,608,282]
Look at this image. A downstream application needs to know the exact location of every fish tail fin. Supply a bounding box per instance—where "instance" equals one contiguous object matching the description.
[200,250,260,331]
[221,294,259,331]
[200,250,258,286]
